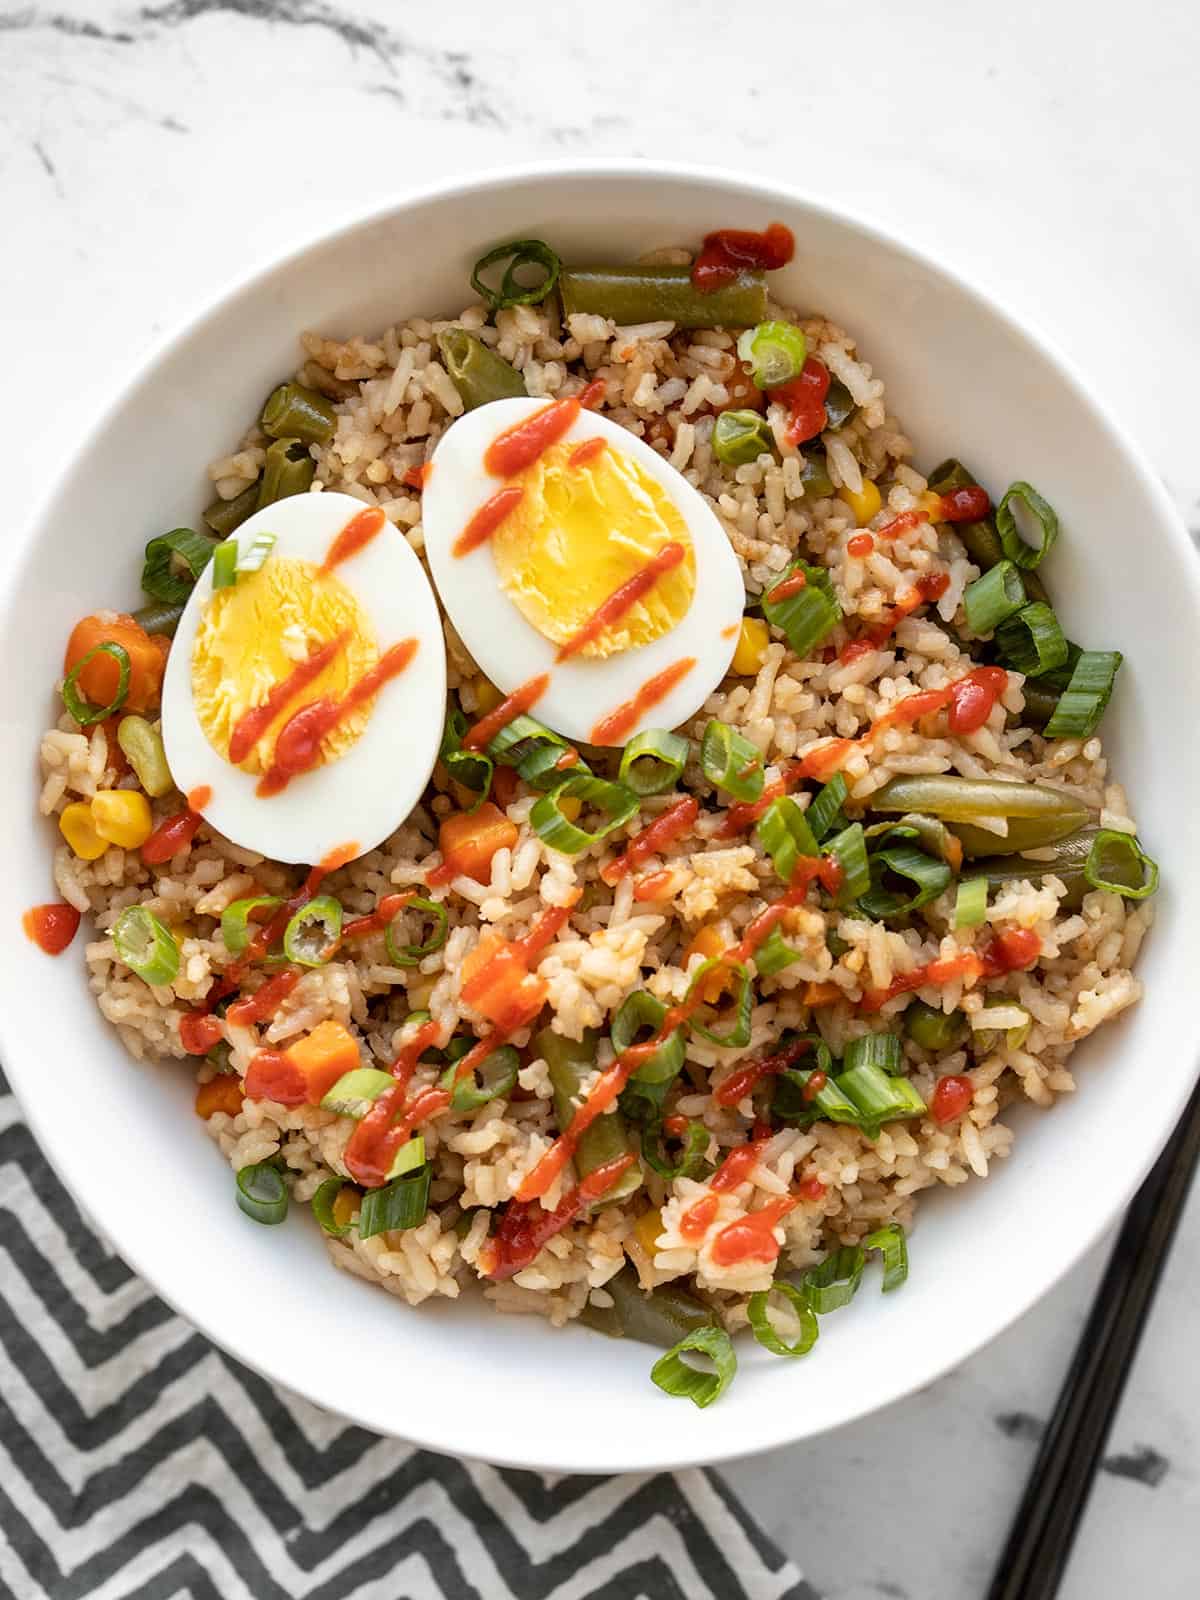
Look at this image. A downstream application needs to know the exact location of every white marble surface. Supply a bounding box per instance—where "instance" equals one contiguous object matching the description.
[4,2,1198,1595]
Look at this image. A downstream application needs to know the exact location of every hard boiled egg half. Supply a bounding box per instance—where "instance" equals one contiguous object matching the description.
[162,491,445,864]
[421,397,744,745]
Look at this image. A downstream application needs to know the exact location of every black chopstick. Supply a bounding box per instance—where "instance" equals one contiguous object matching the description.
[986,1072,1200,1600]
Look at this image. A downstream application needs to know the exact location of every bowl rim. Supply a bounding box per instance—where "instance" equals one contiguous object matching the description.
[5,157,1198,1472]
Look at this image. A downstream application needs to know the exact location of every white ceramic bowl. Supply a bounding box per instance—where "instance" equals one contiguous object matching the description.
[4,164,1197,1473]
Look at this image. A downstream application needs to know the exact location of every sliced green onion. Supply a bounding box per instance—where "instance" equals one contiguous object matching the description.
[440,1043,519,1112]
[530,775,638,855]
[747,1280,819,1357]
[803,1245,865,1313]
[116,715,173,797]
[996,481,1059,569]
[807,775,848,843]
[282,895,342,966]
[823,822,870,908]
[736,320,807,389]
[954,876,988,928]
[1084,830,1159,899]
[1033,638,1083,690]
[650,1325,737,1409]
[640,1118,709,1181]
[612,991,686,1118]
[312,1176,355,1236]
[1043,651,1123,740]
[995,601,1069,676]
[470,238,561,311]
[211,539,238,590]
[701,719,764,803]
[384,896,448,966]
[754,924,802,977]
[713,408,775,467]
[112,905,180,986]
[762,562,842,657]
[618,728,689,796]
[236,1161,288,1226]
[903,1000,966,1052]
[755,795,818,883]
[835,1062,926,1138]
[440,706,493,808]
[686,959,753,1048]
[518,743,592,791]
[62,642,131,725]
[358,1161,431,1239]
[261,381,336,445]
[486,711,567,768]
[842,1032,903,1075]
[141,527,218,604]
[858,843,952,921]
[963,560,1026,635]
[772,1061,861,1128]
[866,813,963,869]
[237,531,277,575]
[863,1223,908,1292]
[320,1067,396,1118]
[384,1136,429,1183]
[220,895,283,955]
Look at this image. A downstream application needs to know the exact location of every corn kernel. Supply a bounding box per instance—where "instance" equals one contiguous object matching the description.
[837,478,882,526]
[558,795,583,822]
[473,677,504,716]
[633,1207,665,1257]
[59,801,108,860]
[685,924,734,1003]
[919,489,945,522]
[91,789,154,849]
[731,616,770,676]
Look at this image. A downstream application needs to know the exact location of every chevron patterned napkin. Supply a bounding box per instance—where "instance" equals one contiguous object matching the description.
[0,1074,819,1600]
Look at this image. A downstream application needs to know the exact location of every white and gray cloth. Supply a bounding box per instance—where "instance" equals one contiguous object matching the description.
[0,1073,820,1600]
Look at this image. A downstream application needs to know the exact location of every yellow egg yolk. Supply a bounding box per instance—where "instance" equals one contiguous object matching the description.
[191,555,378,774]
[488,439,695,658]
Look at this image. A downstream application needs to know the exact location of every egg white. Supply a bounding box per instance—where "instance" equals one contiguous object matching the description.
[421,398,744,745]
[161,491,446,865]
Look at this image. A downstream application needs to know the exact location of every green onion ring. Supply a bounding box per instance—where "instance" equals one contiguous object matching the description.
[1043,650,1123,740]
[753,924,801,977]
[640,1118,710,1181]
[994,601,1069,677]
[686,958,753,1048]
[823,821,870,908]
[996,481,1059,569]
[863,1222,909,1292]
[470,238,562,311]
[762,561,842,658]
[802,1244,865,1313]
[954,876,988,928]
[858,842,952,921]
[311,1176,355,1236]
[530,775,639,855]
[701,719,764,803]
[806,774,849,843]
[236,1161,289,1226]
[841,1032,903,1076]
[283,895,343,967]
[62,642,132,726]
[220,895,283,955]
[747,1280,820,1357]
[736,321,808,389]
[1083,830,1159,899]
[237,531,277,574]
[112,905,180,986]
[440,1043,519,1113]
[211,539,238,589]
[755,795,818,882]
[358,1161,431,1239]
[650,1325,737,1408]
[712,409,775,467]
[611,991,686,1119]
[141,527,218,604]
[963,560,1027,635]
[618,728,689,797]
[384,896,449,967]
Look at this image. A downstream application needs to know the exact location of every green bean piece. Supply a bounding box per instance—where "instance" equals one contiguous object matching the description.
[869,775,1089,857]
[537,1027,642,1205]
[203,482,260,539]
[926,457,1050,604]
[260,381,337,445]
[904,1000,967,1052]
[257,438,314,508]
[132,601,184,638]
[967,827,1142,910]
[559,265,768,330]
[578,1266,717,1348]
[116,716,173,797]
[435,329,527,409]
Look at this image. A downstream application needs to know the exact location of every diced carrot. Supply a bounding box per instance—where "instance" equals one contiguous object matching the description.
[803,980,844,1007]
[281,1019,362,1105]
[436,802,518,883]
[64,614,170,714]
[491,764,520,809]
[194,1076,245,1119]
[461,931,548,1031]
[684,924,736,1004]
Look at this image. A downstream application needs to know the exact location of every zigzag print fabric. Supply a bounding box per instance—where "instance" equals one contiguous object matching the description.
[0,1073,819,1600]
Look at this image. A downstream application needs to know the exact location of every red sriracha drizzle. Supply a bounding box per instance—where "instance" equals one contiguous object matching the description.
[555,541,687,662]
[931,1075,974,1124]
[590,657,695,746]
[319,505,387,573]
[774,357,831,445]
[482,1153,637,1280]
[23,903,81,955]
[691,222,795,292]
